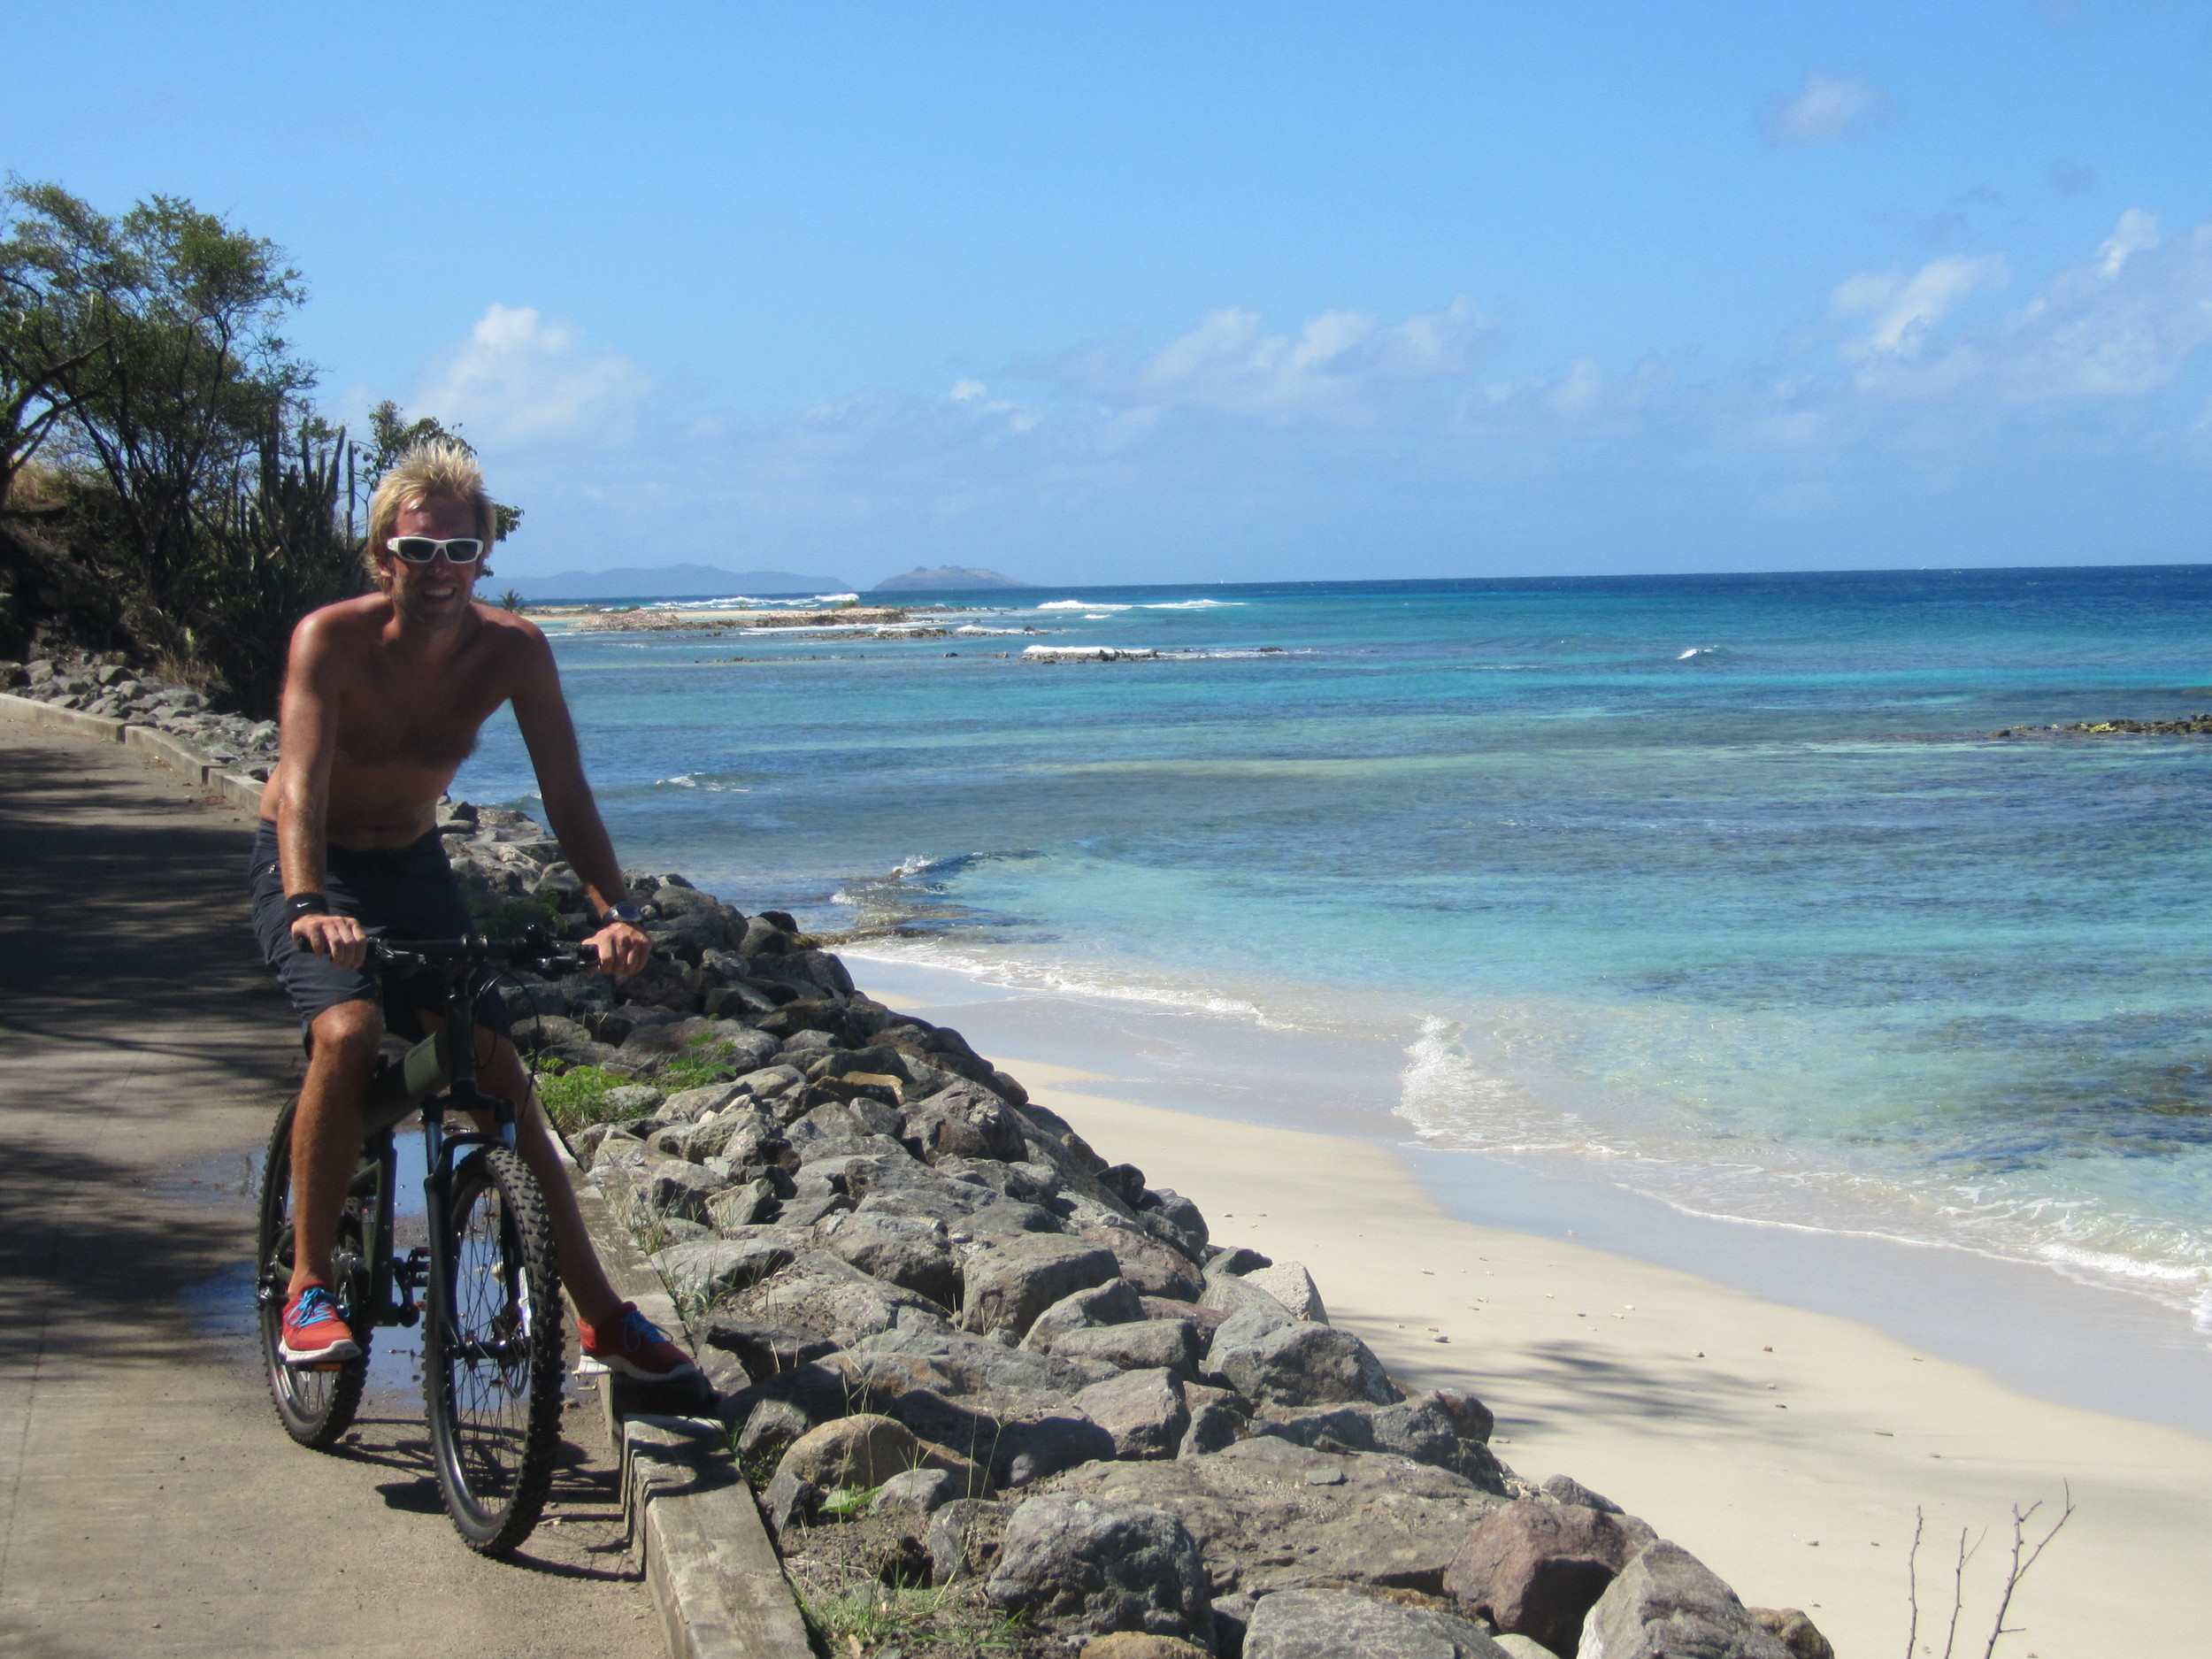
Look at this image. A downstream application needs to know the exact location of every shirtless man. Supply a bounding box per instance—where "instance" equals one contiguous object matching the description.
[249,439,694,1382]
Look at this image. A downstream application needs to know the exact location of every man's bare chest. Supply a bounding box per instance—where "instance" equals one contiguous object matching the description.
[334,668,507,772]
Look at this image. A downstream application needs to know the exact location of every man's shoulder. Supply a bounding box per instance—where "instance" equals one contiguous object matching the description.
[467,602,551,657]
[294,593,392,647]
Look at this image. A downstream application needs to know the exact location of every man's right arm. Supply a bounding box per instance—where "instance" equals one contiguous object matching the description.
[276,611,369,969]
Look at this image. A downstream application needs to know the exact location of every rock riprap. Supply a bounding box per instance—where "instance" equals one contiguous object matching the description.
[468,801,1832,1659]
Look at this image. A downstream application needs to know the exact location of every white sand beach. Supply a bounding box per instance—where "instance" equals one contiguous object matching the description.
[944,1048,2212,1659]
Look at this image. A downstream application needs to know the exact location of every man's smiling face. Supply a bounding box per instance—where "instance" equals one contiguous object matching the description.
[381,493,483,626]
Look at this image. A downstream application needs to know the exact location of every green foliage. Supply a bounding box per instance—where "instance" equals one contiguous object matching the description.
[496,588,525,611]
[795,1581,1025,1654]
[365,398,523,539]
[533,1061,626,1133]
[2,180,528,708]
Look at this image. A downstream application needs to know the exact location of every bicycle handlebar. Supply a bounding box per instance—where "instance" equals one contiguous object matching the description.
[365,931,599,979]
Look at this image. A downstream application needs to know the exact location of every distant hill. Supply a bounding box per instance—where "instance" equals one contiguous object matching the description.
[870,565,1034,592]
[509,564,850,601]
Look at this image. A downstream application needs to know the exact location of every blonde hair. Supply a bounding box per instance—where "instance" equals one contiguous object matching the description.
[363,439,498,589]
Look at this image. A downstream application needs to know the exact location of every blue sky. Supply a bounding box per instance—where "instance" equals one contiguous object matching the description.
[8,2,2212,586]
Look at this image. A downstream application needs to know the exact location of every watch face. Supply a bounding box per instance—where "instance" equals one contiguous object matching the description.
[607,902,644,925]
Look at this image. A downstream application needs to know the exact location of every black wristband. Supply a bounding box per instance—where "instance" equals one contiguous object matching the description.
[285,892,331,920]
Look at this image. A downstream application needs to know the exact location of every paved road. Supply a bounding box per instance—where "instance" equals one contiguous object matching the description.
[0,722,662,1659]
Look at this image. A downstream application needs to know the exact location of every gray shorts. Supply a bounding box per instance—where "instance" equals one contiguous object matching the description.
[247,820,511,1042]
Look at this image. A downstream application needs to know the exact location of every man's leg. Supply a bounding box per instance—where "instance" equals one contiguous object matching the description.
[287,999,382,1298]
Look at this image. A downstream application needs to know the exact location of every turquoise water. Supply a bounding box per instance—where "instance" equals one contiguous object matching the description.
[457,568,2212,1329]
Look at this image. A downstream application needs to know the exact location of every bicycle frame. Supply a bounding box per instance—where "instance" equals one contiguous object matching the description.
[349,942,526,1340]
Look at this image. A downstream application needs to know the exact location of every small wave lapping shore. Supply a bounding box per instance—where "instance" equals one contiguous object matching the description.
[439,801,1839,1659]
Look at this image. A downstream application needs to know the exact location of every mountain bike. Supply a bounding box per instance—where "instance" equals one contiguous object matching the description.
[253,930,595,1555]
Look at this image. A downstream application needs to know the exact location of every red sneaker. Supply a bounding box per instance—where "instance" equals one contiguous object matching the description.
[280,1283,361,1365]
[579,1302,699,1382]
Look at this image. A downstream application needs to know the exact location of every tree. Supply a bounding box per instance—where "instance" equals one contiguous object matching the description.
[0,180,104,513]
[20,181,311,621]
[364,400,525,541]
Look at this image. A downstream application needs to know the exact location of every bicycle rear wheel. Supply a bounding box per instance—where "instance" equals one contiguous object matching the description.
[255,1100,371,1448]
[423,1145,565,1555]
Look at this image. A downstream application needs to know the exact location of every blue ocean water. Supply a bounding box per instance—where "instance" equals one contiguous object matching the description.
[456,567,2212,1329]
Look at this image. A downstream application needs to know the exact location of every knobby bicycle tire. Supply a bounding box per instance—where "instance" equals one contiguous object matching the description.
[422,1145,565,1555]
[255,1099,371,1448]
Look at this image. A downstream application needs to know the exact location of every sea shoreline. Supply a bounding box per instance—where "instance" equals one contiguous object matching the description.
[842,977,2211,1657]
[843,950,2212,1445]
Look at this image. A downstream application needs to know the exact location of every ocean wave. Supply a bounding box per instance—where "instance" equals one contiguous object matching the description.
[652,772,751,792]
[841,937,1280,1023]
[1142,598,1246,610]
[1036,600,1133,611]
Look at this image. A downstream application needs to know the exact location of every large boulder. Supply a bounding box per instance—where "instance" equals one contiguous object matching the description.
[1242,1261,1326,1323]
[1243,1588,1511,1659]
[961,1235,1123,1341]
[649,1229,805,1303]
[733,1249,957,1345]
[626,1157,730,1226]
[1053,1318,1203,1383]
[773,1412,990,1497]
[905,1080,1031,1163]
[816,1210,963,1310]
[1444,1499,1658,1656]
[1021,1279,1148,1353]
[1253,1394,1507,1489]
[985,1494,1213,1646]
[1071,1368,1190,1461]
[1080,1225,1206,1302]
[1039,1436,1507,1598]
[1578,1541,1793,1659]
[1210,1318,1398,1408]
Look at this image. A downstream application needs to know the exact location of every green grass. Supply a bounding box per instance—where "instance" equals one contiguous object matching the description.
[795,1582,1026,1655]
[534,1061,629,1133]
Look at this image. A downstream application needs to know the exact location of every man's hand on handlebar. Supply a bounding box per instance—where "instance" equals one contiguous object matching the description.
[585,918,650,977]
[291,911,370,969]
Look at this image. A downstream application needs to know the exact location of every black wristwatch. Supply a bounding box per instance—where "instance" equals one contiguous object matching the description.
[598,902,644,926]
[286,892,331,920]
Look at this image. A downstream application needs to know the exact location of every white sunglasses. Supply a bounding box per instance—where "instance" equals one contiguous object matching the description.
[385,536,485,565]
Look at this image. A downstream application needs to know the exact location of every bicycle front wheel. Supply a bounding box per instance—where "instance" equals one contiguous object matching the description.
[423,1145,565,1555]
[255,1099,370,1448]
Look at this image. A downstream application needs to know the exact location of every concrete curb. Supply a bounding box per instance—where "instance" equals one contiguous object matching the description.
[0,690,266,810]
[560,1153,817,1659]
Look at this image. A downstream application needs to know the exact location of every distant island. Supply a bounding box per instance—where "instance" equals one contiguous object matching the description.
[869,565,1034,592]
[509,564,851,601]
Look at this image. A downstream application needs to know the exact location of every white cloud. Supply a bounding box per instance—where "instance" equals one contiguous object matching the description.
[1763,71,1888,146]
[1061,297,1497,422]
[417,303,650,446]
[2099,208,2161,275]
[1831,253,2010,357]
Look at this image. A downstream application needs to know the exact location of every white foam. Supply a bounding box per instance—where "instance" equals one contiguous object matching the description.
[1142,598,1246,610]
[1037,599,1133,611]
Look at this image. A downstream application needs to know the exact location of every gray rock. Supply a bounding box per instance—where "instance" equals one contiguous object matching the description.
[1540,1473,1622,1514]
[871,1467,959,1518]
[1252,1394,1506,1490]
[649,1231,804,1302]
[779,1189,854,1228]
[905,1080,1031,1163]
[960,1199,1063,1239]
[734,1249,957,1347]
[961,1235,1123,1341]
[1138,1187,1210,1256]
[985,1494,1213,1645]
[1578,1541,1793,1659]
[1200,1263,1296,1325]
[1039,1437,1506,1597]
[816,1210,963,1310]
[1020,1279,1148,1354]
[1209,1246,1272,1275]
[1242,1261,1326,1323]
[627,1158,731,1226]
[1243,1588,1510,1659]
[707,1176,780,1232]
[733,1063,805,1102]
[764,1468,818,1534]
[662,1082,747,1121]
[734,1397,814,1465]
[1444,1498,1657,1655]
[1079,1225,1205,1302]
[841,1327,1115,1402]
[926,1498,1010,1586]
[1179,1402,1240,1459]
[703,1317,840,1379]
[1211,1319,1398,1409]
[1042,1311,1198,1379]
[1071,1368,1190,1461]
[1492,1638,1557,1659]
[600,1083,668,1117]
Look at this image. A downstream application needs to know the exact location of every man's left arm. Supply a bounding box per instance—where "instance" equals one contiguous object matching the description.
[508,628,650,976]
